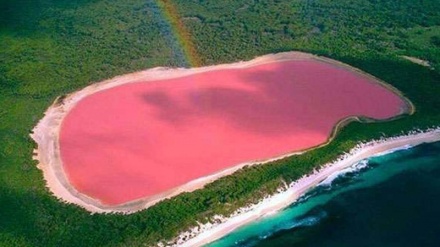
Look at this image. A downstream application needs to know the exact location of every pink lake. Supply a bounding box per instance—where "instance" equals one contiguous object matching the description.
[59,60,406,205]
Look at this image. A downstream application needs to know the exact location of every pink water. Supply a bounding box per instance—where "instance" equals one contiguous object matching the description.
[59,60,406,205]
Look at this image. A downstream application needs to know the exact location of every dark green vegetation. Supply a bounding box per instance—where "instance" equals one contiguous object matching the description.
[1,0,440,246]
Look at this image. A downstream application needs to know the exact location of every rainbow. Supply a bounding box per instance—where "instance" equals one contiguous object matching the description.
[156,0,202,67]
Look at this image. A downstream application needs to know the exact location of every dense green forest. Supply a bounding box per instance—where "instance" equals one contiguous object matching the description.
[1,0,440,246]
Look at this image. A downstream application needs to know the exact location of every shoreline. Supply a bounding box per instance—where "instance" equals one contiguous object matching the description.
[30,51,413,214]
[168,128,440,247]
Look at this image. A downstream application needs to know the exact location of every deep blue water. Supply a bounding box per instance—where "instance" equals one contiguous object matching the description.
[207,141,440,247]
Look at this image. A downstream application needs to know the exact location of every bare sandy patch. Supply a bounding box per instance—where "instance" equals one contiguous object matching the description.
[401,55,431,68]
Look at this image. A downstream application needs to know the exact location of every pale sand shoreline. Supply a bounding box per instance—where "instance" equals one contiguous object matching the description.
[401,55,431,68]
[169,129,440,247]
[30,51,413,214]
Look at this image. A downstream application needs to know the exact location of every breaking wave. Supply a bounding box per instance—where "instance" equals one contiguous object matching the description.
[372,144,413,157]
[318,160,370,187]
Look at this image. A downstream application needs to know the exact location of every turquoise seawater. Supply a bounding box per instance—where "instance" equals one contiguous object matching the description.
[207,141,440,247]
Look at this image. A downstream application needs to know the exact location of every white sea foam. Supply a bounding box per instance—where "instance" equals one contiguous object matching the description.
[318,160,369,187]
[372,144,413,157]
[256,210,327,242]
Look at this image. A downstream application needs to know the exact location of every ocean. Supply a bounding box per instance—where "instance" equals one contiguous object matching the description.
[206,141,440,247]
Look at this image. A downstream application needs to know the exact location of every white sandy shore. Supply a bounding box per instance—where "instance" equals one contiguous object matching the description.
[31,51,413,214]
[166,128,440,247]
[401,56,431,68]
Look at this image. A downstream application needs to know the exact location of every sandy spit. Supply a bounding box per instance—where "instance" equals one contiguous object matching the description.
[401,55,431,68]
[167,128,440,247]
[30,51,413,214]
